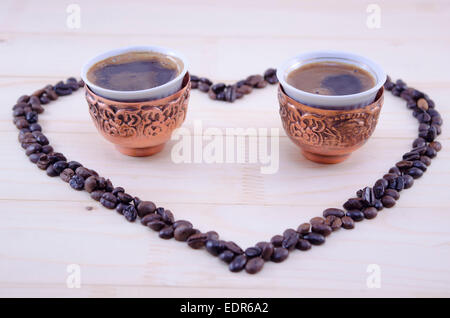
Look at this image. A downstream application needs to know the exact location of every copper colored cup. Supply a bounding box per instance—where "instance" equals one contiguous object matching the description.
[278,85,384,164]
[86,73,190,157]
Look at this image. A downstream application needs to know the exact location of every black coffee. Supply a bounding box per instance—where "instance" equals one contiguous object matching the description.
[287,61,375,96]
[87,52,181,91]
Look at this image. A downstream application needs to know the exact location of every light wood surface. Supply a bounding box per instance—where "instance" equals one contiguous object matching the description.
[1,0,449,298]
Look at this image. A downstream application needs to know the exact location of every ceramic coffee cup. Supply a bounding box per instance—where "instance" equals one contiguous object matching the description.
[277,51,386,163]
[81,45,188,101]
[81,46,190,157]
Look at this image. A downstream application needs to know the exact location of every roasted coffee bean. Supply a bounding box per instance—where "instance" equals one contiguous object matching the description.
[40,95,50,104]
[219,250,235,263]
[225,85,237,102]
[52,160,68,174]
[323,208,345,218]
[159,209,174,224]
[255,242,274,261]
[137,201,156,218]
[123,205,137,222]
[429,141,442,152]
[29,123,42,132]
[264,68,278,84]
[282,229,299,250]
[25,111,38,124]
[159,226,174,239]
[406,167,424,179]
[312,223,332,236]
[41,145,53,154]
[346,210,364,222]
[341,216,355,229]
[270,235,284,247]
[236,84,252,95]
[75,166,92,179]
[29,153,42,163]
[403,151,420,161]
[304,232,325,245]
[363,207,378,219]
[394,176,405,191]
[198,82,210,92]
[229,254,247,272]
[255,80,267,88]
[199,77,212,85]
[296,239,312,251]
[140,213,162,226]
[46,164,59,177]
[310,217,325,225]
[147,220,166,231]
[245,247,262,258]
[245,75,264,87]
[187,233,208,249]
[100,192,117,209]
[115,202,127,214]
[67,161,82,171]
[90,190,104,201]
[417,98,429,111]
[381,195,396,208]
[206,239,226,256]
[373,181,385,199]
[271,247,289,263]
[245,257,264,274]
[356,189,363,197]
[297,223,310,235]
[343,198,364,211]
[174,225,197,241]
[84,176,98,193]
[15,118,29,129]
[374,199,383,210]
[68,174,84,190]
[425,146,437,158]
[56,168,73,183]
[413,137,426,148]
[325,215,342,231]
[116,192,132,204]
[224,241,244,255]
[25,143,42,156]
[412,160,427,172]
[361,187,375,206]
[111,187,124,195]
[396,160,413,170]
[402,174,414,189]
[207,89,216,100]
[17,95,30,103]
[419,156,431,167]
[34,133,49,145]
[211,83,226,94]
[36,154,51,170]
[389,166,401,175]
[173,220,193,229]
[206,231,219,240]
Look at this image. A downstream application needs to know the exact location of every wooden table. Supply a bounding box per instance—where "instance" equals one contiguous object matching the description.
[1,0,449,298]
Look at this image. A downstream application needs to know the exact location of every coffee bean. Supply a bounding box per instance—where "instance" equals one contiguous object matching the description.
[25,143,42,156]
[159,226,174,239]
[90,190,104,201]
[137,201,156,218]
[245,247,262,258]
[75,166,92,179]
[296,239,312,251]
[412,160,427,172]
[420,155,432,167]
[424,146,437,158]
[270,235,284,247]
[112,187,124,195]
[100,192,117,209]
[46,164,59,177]
[115,202,126,214]
[146,219,165,231]
[343,198,364,210]
[312,223,332,236]
[229,254,247,272]
[297,223,310,235]
[67,161,82,171]
[245,257,264,274]
[206,231,219,240]
[374,200,383,210]
[60,168,74,182]
[406,167,424,179]
[25,111,38,124]
[304,232,326,245]
[323,208,345,218]
[41,145,53,154]
[341,216,355,229]
[413,137,426,148]
[123,205,137,222]
[310,217,325,225]
[389,166,401,175]
[384,188,400,200]
[159,209,174,224]
[187,233,208,249]
[173,220,193,229]
[29,153,42,163]
[396,160,413,170]
[429,141,441,152]
[198,82,210,92]
[271,247,289,263]
[141,214,162,226]
[373,182,385,199]
[363,207,378,219]
[174,225,197,241]
[236,84,252,95]
[52,160,67,174]
[224,241,244,255]
[207,89,216,100]
[255,242,274,261]
[206,239,226,256]
[325,215,342,231]
[255,80,267,88]
[219,250,235,263]
[361,187,375,206]
[417,98,429,111]
[82,176,97,193]
[211,83,226,94]
[282,229,299,250]
[225,85,237,102]
[117,192,133,203]
[381,195,396,208]
[346,210,364,222]
[403,151,420,161]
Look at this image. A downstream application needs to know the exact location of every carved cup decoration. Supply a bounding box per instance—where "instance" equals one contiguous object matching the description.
[278,85,384,164]
[86,73,190,157]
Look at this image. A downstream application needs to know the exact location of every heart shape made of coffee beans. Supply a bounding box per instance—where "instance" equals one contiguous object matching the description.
[13,73,442,274]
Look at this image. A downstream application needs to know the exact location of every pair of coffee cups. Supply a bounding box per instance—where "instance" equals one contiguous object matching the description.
[81,46,386,163]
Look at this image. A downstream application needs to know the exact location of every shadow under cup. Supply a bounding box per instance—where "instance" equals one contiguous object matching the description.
[277,51,386,164]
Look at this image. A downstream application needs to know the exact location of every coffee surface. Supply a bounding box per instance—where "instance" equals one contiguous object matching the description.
[287,61,375,96]
[87,52,181,91]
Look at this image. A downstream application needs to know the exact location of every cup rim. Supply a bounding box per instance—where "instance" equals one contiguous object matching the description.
[80,45,188,99]
[276,50,386,108]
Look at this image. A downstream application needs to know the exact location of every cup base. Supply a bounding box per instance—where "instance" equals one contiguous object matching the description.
[301,150,350,164]
[115,143,165,157]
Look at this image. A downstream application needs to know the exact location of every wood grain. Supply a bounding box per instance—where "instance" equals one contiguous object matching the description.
[0,0,449,297]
